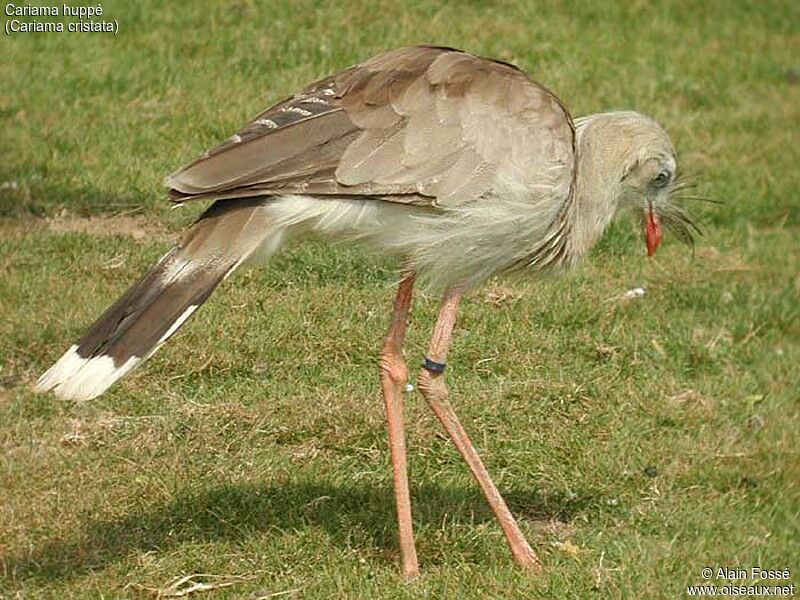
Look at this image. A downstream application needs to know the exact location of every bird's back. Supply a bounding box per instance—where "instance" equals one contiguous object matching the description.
[168,46,575,211]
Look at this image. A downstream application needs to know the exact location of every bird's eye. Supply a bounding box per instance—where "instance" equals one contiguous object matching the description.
[652,171,671,188]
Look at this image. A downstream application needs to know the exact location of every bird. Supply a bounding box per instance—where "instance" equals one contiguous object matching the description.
[34,45,697,577]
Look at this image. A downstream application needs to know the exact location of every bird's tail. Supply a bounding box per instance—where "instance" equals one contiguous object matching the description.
[35,199,279,401]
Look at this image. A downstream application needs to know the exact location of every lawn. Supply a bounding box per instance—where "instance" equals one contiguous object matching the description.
[1,1,798,598]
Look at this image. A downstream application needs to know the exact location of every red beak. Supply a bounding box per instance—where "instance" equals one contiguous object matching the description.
[645,208,662,257]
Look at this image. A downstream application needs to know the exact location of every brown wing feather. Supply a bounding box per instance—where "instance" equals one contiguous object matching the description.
[166,45,575,210]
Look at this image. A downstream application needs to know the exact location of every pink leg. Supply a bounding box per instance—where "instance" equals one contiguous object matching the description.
[378,274,419,578]
[417,289,541,571]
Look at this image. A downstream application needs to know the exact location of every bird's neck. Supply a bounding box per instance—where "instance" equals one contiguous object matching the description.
[564,124,624,262]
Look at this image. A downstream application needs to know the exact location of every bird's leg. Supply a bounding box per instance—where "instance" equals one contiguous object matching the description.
[417,289,541,571]
[378,273,419,578]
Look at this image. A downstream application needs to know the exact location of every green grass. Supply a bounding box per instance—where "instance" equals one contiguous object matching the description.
[1,1,799,597]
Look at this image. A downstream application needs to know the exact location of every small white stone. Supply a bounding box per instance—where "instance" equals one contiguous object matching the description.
[622,287,646,300]
[404,383,414,393]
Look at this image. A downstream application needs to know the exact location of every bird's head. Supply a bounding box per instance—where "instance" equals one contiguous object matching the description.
[574,111,699,257]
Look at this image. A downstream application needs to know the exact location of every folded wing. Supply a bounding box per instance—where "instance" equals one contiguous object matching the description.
[166,45,575,210]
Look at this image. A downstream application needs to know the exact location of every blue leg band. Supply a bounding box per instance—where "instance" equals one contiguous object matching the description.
[422,357,446,373]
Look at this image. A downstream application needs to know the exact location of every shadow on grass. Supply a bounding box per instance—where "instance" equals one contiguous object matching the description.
[3,481,594,583]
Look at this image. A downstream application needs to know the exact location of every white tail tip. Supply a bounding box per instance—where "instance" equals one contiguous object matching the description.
[34,344,140,401]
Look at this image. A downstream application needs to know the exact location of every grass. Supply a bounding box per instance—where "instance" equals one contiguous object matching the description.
[1,0,798,597]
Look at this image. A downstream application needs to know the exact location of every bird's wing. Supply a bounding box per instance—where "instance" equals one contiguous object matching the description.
[166,46,575,209]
